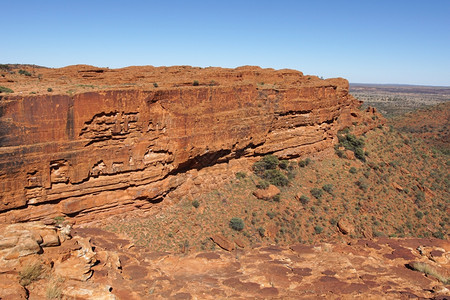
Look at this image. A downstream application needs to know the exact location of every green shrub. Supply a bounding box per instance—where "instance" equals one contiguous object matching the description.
[298,158,311,167]
[262,169,289,187]
[335,149,344,158]
[322,184,334,194]
[18,69,32,76]
[299,195,310,205]
[337,133,366,161]
[193,80,199,86]
[415,191,425,206]
[354,148,366,162]
[272,194,281,202]
[432,231,445,239]
[253,155,279,175]
[266,211,276,219]
[314,226,324,234]
[229,217,244,231]
[53,216,65,225]
[47,87,53,92]
[192,200,200,208]
[153,82,158,87]
[349,167,357,174]
[356,177,368,192]
[0,86,13,93]
[278,160,289,169]
[310,188,323,199]
[256,180,269,189]
[415,211,424,219]
[257,227,265,237]
[235,171,246,179]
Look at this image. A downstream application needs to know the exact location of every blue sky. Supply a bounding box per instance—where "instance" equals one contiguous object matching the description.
[3,0,449,85]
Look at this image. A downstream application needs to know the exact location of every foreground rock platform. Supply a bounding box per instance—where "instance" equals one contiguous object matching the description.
[2,222,448,299]
[0,65,381,223]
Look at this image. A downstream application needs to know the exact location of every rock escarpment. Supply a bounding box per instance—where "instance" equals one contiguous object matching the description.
[0,66,375,223]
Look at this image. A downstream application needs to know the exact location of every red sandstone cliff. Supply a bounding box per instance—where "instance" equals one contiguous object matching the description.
[0,66,377,223]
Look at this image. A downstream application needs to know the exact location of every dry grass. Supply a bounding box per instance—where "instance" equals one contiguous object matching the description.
[19,261,43,286]
[409,261,450,284]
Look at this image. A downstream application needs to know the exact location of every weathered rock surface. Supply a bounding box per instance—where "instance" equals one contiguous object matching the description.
[0,274,27,300]
[211,234,235,251]
[0,66,382,223]
[76,227,450,299]
[1,221,448,299]
[0,222,60,268]
[337,219,354,235]
[53,236,97,281]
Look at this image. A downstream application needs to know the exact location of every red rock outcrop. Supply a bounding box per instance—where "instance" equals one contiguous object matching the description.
[0,66,380,223]
[1,221,448,299]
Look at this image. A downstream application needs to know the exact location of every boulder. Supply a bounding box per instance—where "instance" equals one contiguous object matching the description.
[392,182,404,191]
[337,219,354,235]
[253,185,281,201]
[211,234,234,251]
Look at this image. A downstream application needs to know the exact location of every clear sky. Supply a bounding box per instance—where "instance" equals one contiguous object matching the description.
[3,0,450,86]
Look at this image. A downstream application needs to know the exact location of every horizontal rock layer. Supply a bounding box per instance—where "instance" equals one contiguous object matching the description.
[0,66,365,223]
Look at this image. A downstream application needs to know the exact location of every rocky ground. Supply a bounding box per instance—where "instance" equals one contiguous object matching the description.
[1,222,449,299]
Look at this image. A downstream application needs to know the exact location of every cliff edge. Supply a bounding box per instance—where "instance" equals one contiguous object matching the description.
[0,65,380,223]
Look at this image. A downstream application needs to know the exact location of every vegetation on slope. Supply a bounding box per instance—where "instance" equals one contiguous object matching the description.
[105,105,449,252]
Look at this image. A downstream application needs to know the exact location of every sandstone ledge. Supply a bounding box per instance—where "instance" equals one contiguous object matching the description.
[0,66,381,223]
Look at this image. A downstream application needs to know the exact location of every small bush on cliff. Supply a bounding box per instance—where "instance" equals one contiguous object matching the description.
[253,155,279,175]
[18,69,32,76]
[314,225,324,234]
[256,180,269,190]
[278,160,289,169]
[53,216,65,225]
[337,133,366,162]
[322,184,334,194]
[235,172,247,179]
[229,217,244,231]
[262,169,289,187]
[0,86,13,93]
[299,195,310,205]
[310,188,323,199]
[253,155,290,187]
[298,158,311,167]
[256,180,269,189]
[193,80,199,86]
[257,227,265,237]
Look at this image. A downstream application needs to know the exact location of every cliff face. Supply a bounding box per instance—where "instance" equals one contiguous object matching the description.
[0,66,370,223]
